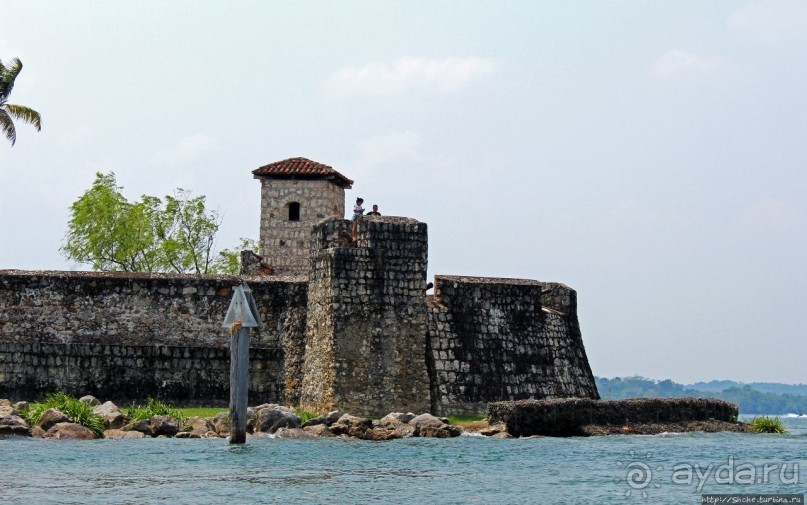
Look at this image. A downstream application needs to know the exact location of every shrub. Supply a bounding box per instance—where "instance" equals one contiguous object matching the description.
[24,392,106,438]
[127,397,187,424]
[749,416,787,434]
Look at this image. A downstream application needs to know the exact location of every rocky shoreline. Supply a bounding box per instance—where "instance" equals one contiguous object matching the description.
[0,396,754,440]
[0,397,486,441]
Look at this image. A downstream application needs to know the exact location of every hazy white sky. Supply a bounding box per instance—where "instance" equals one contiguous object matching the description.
[1,1,805,384]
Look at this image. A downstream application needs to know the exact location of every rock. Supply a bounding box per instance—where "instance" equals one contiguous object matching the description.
[438,417,451,425]
[150,415,182,437]
[255,405,301,434]
[330,414,372,438]
[187,416,216,437]
[79,395,101,406]
[393,424,416,438]
[246,407,257,433]
[274,428,316,439]
[122,419,152,434]
[104,429,145,439]
[0,414,30,436]
[202,430,220,438]
[44,422,96,440]
[490,431,513,439]
[37,408,70,431]
[303,424,335,437]
[0,405,16,417]
[211,412,230,437]
[175,431,200,439]
[409,413,461,438]
[324,410,343,425]
[0,399,11,407]
[380,412,415,426]
[14,401,29,414]
[301,415,328,428]
[31,426,46,438]
[364,427,400,441]
[93,401,126,429]
[479,423,507,437]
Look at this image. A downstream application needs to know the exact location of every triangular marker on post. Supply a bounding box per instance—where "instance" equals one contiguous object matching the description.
[222,283,261,328]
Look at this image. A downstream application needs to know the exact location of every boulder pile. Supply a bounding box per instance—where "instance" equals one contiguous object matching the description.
[0,397,479,441]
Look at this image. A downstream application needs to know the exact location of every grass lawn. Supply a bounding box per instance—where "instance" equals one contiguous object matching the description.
[176,407,227,418]
[447,414,486,425]
[121,406,227,418]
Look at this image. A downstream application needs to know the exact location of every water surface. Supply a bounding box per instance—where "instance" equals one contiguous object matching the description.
[2,416,805,504]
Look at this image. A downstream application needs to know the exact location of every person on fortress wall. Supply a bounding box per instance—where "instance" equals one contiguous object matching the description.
[366,204,381,216]
[351,197,364,241]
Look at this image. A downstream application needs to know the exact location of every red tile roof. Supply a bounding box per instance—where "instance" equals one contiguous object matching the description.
[252,157,353,188]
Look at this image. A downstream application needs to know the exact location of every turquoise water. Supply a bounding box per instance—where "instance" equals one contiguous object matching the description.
[2,416,805,504]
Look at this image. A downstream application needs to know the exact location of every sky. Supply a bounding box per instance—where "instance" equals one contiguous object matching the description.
[1,1,805,384]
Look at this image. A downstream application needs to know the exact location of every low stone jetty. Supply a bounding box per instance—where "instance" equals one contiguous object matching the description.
[488,397,743,437]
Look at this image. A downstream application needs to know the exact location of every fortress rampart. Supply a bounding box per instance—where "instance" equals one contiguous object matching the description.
[427,276,598,415]
[0,158,599,414]
[0,216,599,414]
[300,217,431,416]
[0,270,305,404]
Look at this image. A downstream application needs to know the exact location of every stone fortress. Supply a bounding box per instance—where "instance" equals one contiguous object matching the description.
[0,157,599,416]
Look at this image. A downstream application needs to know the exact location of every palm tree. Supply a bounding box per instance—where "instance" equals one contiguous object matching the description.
[0,58,42,146]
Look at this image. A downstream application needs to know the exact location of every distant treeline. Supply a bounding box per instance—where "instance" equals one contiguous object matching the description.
[595,376,807,415]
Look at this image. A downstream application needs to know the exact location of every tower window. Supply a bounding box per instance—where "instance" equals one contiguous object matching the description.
[288,202,301,221]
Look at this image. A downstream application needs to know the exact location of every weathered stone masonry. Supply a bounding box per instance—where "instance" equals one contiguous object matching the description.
[300,217,431,416]
[0,270,306,404]
[0,342,283,406]
[427,276,599,415]
[0,157,600,413]
[0,217,600,412]
[254,158,353,276]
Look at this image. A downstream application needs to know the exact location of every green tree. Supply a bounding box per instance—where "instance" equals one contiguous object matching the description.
[62,172,225,274]
[159,190,221,274]
[62,173,162,271]
[0,58,41,146]
[210,237,259,274]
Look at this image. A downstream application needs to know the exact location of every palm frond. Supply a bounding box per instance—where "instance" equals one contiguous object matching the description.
[0,58,22,100]
[0,109,17,146]
[5,104,41,131]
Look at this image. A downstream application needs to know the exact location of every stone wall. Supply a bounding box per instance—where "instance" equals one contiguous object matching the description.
[257,178,346,275]
[300,217,432,417]
[488,398,738,437]
[0,217,602,414]
[0,270,307,404]
[426,275,599,415]
[0,342,283,405]
[0,270,307,347]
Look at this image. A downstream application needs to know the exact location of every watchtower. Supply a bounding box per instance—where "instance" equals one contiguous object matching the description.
[252,157,353,275]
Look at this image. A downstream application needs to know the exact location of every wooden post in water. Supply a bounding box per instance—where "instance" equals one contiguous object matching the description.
[221,283,261,444]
